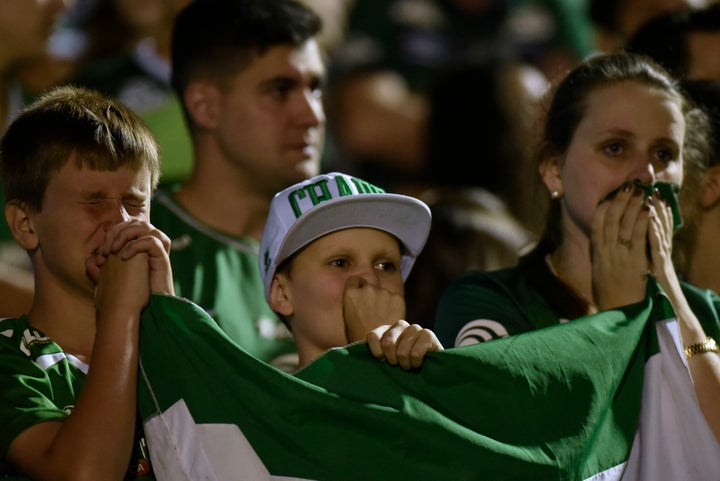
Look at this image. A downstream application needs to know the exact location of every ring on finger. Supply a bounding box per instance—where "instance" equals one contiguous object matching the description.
[617,237,632,249]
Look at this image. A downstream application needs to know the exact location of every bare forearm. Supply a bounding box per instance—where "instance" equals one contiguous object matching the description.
[687,353,720,444]
[664,279,720,442]
[68,312,140,476]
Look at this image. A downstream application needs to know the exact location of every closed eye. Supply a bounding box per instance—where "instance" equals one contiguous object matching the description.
[78,195,147,215]
[124,202,148,215]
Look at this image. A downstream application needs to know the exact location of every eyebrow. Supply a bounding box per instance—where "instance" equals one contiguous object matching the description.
[598,128,634,138]
[599,128,679,144]
[263,68,325,88]
[79,191,149,202]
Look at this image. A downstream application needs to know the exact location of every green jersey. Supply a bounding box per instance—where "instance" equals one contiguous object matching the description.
[151,188,297,369]
[435,244,720,348]
[0,317,153,479]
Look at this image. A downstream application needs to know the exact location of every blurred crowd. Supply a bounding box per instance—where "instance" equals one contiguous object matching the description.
[3,1,720,478]
[1,0,720,323]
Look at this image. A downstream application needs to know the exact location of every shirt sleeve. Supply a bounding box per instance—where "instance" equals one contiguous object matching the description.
[0,345,70,459]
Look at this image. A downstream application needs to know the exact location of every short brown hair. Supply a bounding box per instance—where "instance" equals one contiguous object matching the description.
[0,85,160,212]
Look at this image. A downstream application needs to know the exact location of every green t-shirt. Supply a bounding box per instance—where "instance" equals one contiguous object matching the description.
[0,316,83,459]
[435,246,720,348]
[150,188,297,369]
[0,317,153,479]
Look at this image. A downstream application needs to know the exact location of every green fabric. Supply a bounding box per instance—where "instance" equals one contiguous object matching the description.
[138,292,670,480]
[141,96,193,185]
[599,181,682,230]
[527,0,595,58]
[150,189,297,366]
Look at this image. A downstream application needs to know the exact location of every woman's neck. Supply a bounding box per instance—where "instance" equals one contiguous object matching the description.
[548,240,597,313]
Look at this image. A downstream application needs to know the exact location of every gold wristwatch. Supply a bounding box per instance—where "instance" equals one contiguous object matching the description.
[684,337,719,358]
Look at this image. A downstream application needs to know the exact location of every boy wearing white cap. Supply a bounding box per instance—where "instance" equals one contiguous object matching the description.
[259,172,444,369]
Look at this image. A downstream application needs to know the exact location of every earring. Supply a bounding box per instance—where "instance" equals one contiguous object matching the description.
[551,190,561,199]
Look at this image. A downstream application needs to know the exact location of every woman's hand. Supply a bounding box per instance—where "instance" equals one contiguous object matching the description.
[591,182,652,310]
[646,189,679,292]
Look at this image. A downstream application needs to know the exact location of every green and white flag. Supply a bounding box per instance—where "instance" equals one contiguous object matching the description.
[138,294,720,481]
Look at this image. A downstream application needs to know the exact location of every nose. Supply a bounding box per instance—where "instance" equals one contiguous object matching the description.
[628,157,656,185]
[353,265,381,288]
[102,200,131,229]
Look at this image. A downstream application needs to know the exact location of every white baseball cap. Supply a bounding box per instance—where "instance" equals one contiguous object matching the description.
[259,172,432,300]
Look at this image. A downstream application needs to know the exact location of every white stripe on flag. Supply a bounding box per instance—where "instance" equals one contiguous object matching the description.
[145,400,315,481]
[583,463,626,481]
[612,319,720,480]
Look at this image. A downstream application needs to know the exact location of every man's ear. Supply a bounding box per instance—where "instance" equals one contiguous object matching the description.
[700,165,720,209]
[268,274,293,317]
[183,81,221,130]
[538,146,563,197]
[5,201,38,252]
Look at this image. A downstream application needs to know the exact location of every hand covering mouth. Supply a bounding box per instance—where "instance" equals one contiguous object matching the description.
[599,180,683,231]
